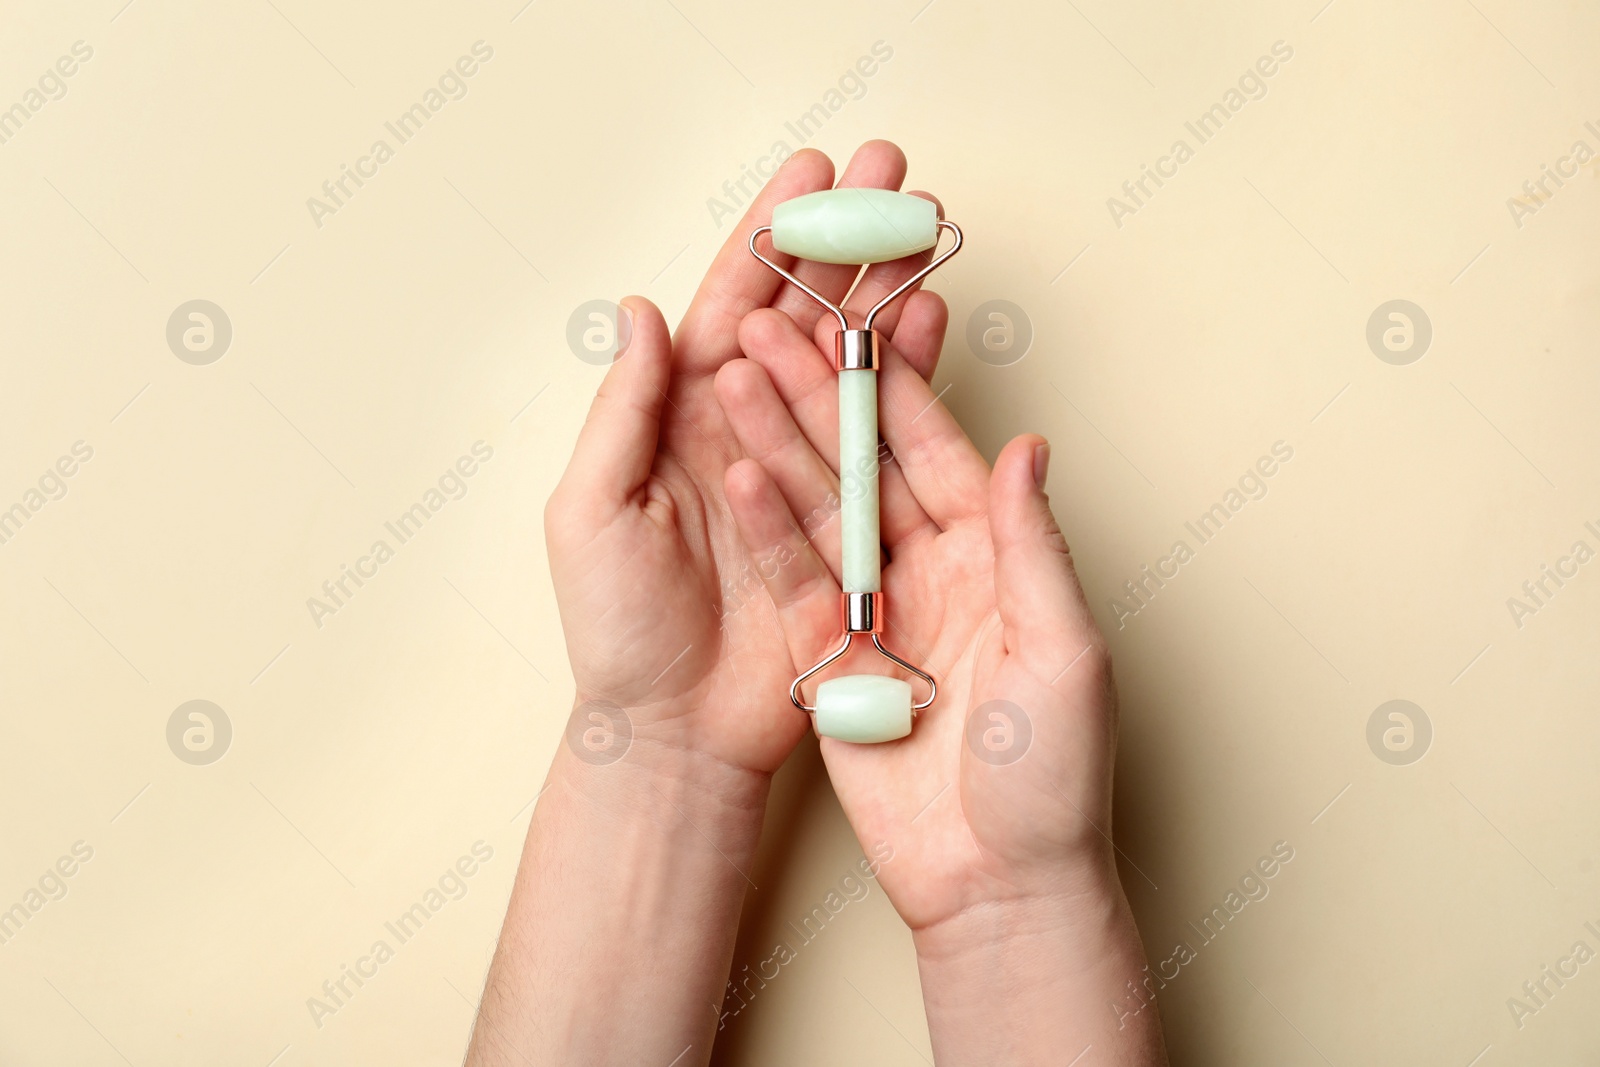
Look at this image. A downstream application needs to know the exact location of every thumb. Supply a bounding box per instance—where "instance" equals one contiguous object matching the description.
[557,296,672,521]
[988,435,1103,671]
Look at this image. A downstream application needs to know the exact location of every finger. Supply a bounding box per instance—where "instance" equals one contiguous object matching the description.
[882,289,948,384]
[770,140,908,333]
[724,458,841,666]
[836,190,946,339]
[874,335,991,529]
[673,149,836,375]
[714,358,845,576]
[851,291,949,515]
[735,309,936,547]
[553,297,672,522]
[988,436,1105,670]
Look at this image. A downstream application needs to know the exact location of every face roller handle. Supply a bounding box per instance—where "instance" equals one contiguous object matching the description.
[748,190,962,743]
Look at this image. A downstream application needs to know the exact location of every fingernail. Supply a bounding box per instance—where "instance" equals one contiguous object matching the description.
[1032,441,1051,489]
[614,301,633,359]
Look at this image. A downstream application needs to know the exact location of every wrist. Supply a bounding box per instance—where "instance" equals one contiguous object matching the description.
[911,871,1168,1066]
[566,675,792,770]
[910,862,1125,966]
[554,695,773,834]
[473,703,772,1067]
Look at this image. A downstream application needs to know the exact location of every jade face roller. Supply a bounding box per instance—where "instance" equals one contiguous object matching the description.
[748,188,962,743]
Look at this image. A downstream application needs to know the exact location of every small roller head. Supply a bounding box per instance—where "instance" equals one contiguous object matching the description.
[771,189,938,265]
[814,674,913,743]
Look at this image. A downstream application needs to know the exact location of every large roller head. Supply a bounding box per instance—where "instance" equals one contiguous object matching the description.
[771,188,939,264]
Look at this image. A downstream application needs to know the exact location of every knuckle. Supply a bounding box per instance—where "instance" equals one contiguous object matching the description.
[1039,518,1072,556]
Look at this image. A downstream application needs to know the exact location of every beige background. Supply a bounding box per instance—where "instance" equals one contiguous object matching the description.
[1,0,1596,1063]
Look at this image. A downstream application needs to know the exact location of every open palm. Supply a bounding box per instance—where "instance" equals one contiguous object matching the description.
[717,274,1124,928]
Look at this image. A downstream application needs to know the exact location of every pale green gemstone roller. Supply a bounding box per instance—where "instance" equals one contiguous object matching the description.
[750,189,961,744]
[771,188,940,265]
